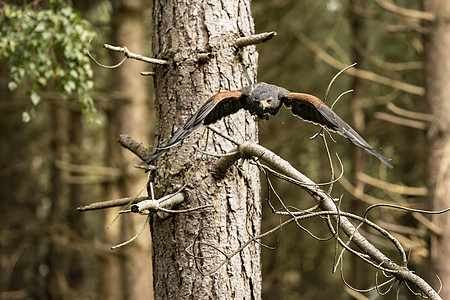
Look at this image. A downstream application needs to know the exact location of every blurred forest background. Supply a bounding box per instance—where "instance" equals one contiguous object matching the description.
[1,0,449,299]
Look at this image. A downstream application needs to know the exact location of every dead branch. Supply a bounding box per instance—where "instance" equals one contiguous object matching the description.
[77,196,149,211]
[235,31,277,47]
[374,0,436,22]
[412,213,443,237]
[374,112,428,130]
[197,52,214,62]
[103,44,168,65]
[131,192,184,213]
[339,175,395,205]
[357,172,427,196]
[190,210,404,274]
[112,124,443,298]
[140,71,156,76]
[296,32,425,96]
[111,215,150,250]
[55,160,121,177]
[352,39,423,72]
[386,102,435,123]
[212,140,441,299]
[385,23,430,35]
[117,134,154,167]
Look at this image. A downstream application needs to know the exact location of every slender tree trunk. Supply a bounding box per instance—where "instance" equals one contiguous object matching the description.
[349,0,368,289]
[47,104,67,299]
[101,1,154,299]
[112,1,154,299]
[423,0,450,297]
[68,110,84,290]
[151,0,261,298]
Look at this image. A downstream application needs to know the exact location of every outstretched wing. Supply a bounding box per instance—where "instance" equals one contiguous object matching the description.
[144,90,244,164]
[281,92,393,168]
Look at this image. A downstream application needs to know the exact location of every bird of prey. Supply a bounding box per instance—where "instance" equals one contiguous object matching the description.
[143,82,393,168]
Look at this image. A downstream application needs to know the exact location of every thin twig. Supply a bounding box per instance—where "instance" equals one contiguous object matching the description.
[205,125,242,146]
[253,155,344,189]
[210,140,442,299]
[77,196,149,211]
[103,44,168,65]
[111,215,150,250]
[330,89,354,110]
[324,63,356,103]
[87,39,127,69]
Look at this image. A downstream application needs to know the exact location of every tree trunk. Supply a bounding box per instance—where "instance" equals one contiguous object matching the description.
[46,104,67,300]
[101,1,154,299]
[349,0,368,289]
[423,0,450,297]
[68,110,84,291]
[151,0,261,298]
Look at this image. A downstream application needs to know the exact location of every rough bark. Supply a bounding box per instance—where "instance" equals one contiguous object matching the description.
[151,0,261,299]
[423,0,450,297]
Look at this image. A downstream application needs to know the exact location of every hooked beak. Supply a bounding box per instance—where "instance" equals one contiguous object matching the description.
[259,98,271,109]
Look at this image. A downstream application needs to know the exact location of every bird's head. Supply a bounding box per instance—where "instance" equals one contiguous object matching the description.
[251,98,272,120]
[244,82,283,120]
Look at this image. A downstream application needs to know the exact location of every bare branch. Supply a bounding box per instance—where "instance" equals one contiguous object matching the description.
[324,63,356,103]
[197,52,214,62]
[131,192,184,213]
[111,215,150,250]
[86,39,127,69]
[212,140,442,299]
[374,112,428,130]
[357,172,427,196]
[205,125,242,146]
[412,213,443,236]
[103,44,169,65]
[352,39,423,72]
[140,71,156,76]
[77,196,149,211]
[55,160,121,177]
[374,0,436,22]
[117,133,154,163]
[386,102,435,123]
[235,31,277,47]
[339,175,393,205]
[296,32,425,95]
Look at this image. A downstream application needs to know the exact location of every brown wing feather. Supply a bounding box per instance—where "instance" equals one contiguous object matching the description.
[282,93,337,129]
[144,90,244,164]
[204,90,245,125]
[282,93,393,168]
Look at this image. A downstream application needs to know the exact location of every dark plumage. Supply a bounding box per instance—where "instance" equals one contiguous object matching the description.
[144,82,393,168]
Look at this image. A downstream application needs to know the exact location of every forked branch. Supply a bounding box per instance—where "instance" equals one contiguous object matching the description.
[211,140,442,300]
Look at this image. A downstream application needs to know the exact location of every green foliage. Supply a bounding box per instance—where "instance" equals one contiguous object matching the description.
[0,3,96,122]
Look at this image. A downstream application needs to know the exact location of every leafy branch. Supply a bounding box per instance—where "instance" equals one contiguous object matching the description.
[0,3,96,121]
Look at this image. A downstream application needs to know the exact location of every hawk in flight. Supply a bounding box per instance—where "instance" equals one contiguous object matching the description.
[143,82,393,168]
